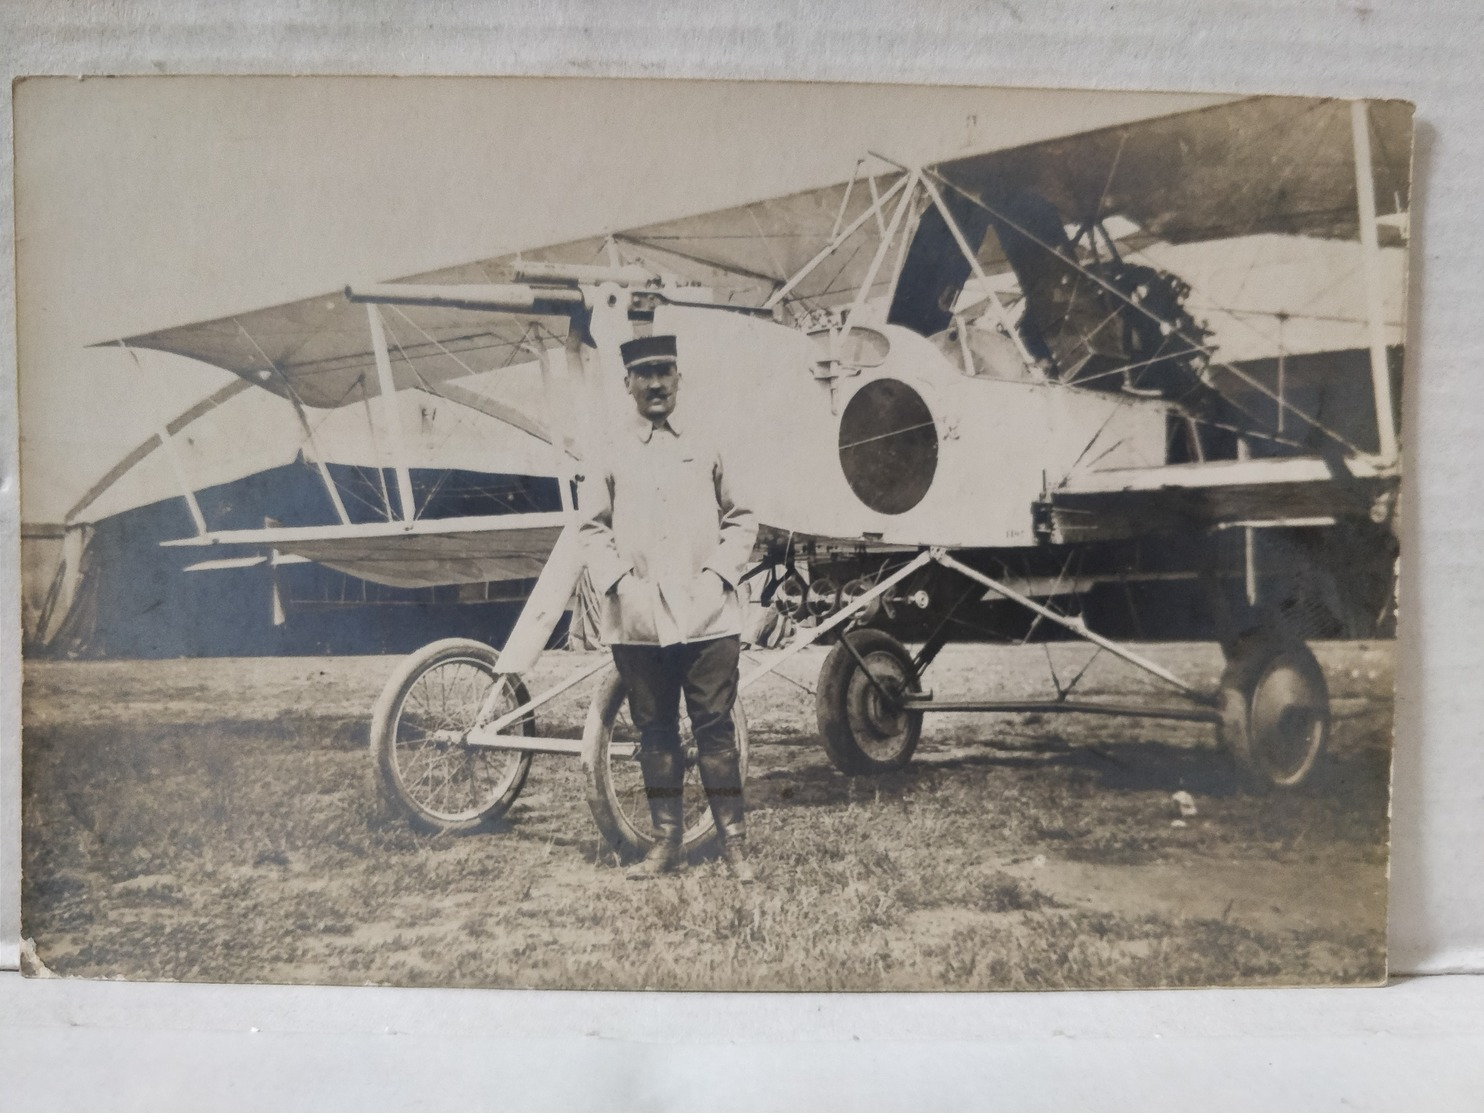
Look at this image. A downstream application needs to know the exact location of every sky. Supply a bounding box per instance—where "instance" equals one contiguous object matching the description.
[13,77,1232,523]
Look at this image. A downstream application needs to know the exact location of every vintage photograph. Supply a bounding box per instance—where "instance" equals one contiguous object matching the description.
[17,77,1409,990]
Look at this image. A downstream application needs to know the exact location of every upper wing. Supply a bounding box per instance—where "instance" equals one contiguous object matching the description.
[109,170,911,409]
[111,96,1412,414]
[113,238,612,410]
[936,96,1413,248]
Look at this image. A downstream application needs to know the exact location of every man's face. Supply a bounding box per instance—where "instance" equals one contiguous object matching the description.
[625,361,680,423]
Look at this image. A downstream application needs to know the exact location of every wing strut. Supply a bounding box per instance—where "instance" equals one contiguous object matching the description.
[919,173,1039,370]
[284,393,353,526]
[1351,100,1401,465]
[842,169,919,340]
[527,339,576,513]
[232,318,352,526]
[764,173,909,311]
[366,304,418,523]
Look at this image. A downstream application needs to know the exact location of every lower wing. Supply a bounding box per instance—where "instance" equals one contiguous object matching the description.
[161,511,569,589]
[1046,455,1396,544]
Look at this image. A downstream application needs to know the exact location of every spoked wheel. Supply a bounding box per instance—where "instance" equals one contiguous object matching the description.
[581,669,749,860]
[1218,632,1331,791]
[370,638,535,833]
[815,627,923,775]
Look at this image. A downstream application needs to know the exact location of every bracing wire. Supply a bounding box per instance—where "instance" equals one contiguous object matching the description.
[927,169,1370,458]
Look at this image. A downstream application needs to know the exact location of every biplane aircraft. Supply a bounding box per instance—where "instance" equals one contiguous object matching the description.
[86,94,1411,856]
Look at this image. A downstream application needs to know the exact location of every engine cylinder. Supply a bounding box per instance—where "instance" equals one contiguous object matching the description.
[840,576,881,625]
[807,577,841,618]
[774,574,807,618]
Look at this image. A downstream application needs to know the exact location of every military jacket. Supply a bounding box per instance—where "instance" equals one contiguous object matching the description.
[579,407,758,647]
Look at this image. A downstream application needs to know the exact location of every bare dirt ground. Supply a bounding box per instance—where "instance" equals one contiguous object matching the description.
[21,640,1392,991]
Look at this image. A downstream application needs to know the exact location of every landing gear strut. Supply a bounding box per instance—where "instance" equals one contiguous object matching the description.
[807,552,1333,792]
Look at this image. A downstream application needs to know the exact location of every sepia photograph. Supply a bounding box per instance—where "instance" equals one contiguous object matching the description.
[16,76,1410,991]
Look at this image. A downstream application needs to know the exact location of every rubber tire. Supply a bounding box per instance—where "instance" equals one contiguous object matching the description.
[581,668,749,860]
[1218,632,1331,791]
[370,638,535,833]
[815,627,923,775]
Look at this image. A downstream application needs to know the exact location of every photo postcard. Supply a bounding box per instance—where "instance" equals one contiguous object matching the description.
[16,77,1410,990]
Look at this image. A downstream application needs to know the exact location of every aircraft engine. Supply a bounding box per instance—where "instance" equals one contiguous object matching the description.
[834,575,931,628]
[806,576,841,618]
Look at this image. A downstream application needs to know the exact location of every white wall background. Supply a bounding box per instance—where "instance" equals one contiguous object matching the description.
[2,0,1482,1108]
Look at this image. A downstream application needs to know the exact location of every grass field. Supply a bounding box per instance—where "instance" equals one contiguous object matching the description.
[21,641,1392,990]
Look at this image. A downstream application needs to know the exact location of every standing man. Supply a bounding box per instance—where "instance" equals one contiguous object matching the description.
[579,334,760,882]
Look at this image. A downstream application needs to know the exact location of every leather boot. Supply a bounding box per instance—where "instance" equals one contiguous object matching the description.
[626,750,684,879]
[697,747,756,884]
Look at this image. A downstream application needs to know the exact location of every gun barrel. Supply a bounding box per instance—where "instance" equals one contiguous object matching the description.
[511,262,656,286]
[345,283,585,314]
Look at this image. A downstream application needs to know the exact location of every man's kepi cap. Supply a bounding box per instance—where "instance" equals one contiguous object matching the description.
[620,334,677,371]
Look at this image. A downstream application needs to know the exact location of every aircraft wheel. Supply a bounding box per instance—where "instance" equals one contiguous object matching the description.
[816,628,923,775]
[581,669,749,860]
[1218,633,1330,791]
[370,638,535,833]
